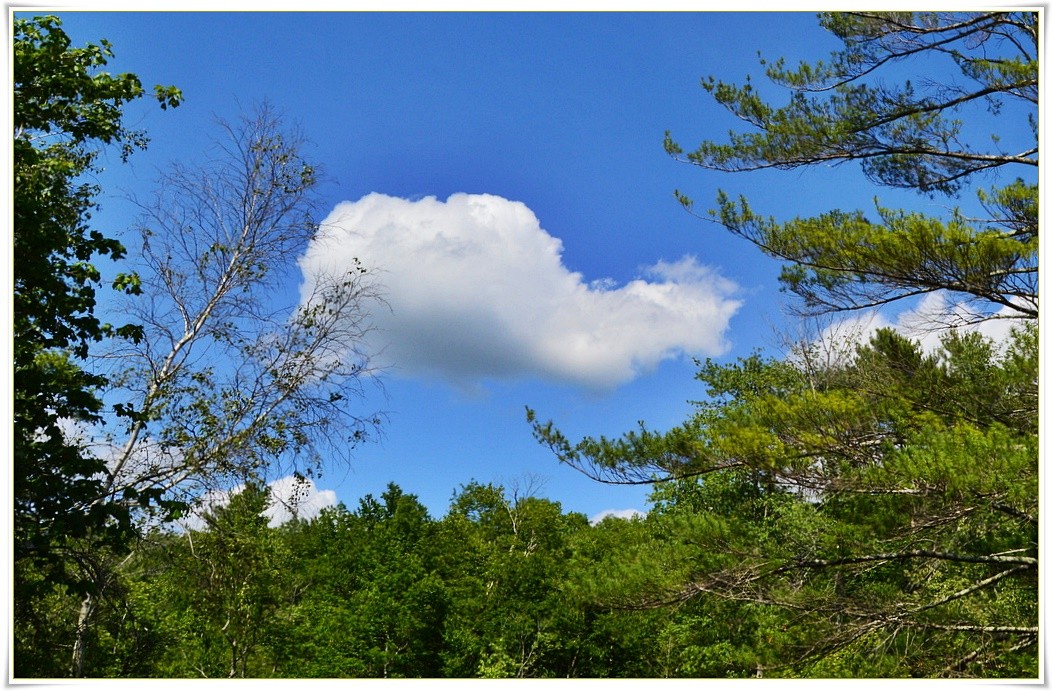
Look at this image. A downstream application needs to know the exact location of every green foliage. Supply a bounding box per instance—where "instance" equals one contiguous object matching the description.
[436,482,592,677]
[41,461,1030,678]
[13,14,182,582]
[13,18,183,678]
[128,484,290,678]
[15,11,1039,681]
[108,481,671,678]
[527,12,1039,677]
[532,325,1037,677]
[667,11,1037,321]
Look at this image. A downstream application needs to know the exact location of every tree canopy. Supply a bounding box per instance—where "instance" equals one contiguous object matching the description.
[13,14,182,585]
[530,10,1039,677]
[12,16,383,677]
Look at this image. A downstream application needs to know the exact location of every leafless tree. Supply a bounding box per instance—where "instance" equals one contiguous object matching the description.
[71,104,385,675]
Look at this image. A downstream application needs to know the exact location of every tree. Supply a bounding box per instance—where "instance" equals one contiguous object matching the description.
[534,326,1038,676]
[343,486,448,678]
[119,484,291,678]
[264,485,447,678]
[436,482,592,677]
[13,16,182,678]
[530,11,1038,678]
[666,11,1037,324]
[13,14,181,582]
[168,484,289,678]
[58,104,385,675]
[101,103,383,517]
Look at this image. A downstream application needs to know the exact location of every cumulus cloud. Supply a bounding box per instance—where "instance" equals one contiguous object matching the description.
[590,508,647,525]
[299,193,741,390]
[264,475,339,525]
[182,475,338,530]
[813,292,1024,359]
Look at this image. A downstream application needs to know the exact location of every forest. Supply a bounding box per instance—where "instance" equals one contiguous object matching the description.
[12,11,1039,679]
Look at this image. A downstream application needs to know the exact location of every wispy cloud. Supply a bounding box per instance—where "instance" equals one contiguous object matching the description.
[299,193,741,391]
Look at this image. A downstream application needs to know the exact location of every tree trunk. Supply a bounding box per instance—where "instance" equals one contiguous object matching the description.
[70,593,95,677]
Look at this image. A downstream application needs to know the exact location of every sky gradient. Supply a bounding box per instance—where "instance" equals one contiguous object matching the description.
[23,9,1027,523]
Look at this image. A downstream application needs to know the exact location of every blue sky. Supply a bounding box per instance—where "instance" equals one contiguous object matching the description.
[23,8,1032,523]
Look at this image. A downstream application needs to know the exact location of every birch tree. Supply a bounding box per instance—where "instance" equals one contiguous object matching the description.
[68,104,384,676]
[100,104,383,516]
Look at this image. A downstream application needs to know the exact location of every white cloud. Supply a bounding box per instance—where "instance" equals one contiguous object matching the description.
[181,475,338,530]
[590,508,647,525]
[264,475,339,525]
[813,292,1023,360]
[299,193,741,391]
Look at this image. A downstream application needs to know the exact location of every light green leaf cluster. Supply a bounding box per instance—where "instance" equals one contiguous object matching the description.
[531,322,1037,676]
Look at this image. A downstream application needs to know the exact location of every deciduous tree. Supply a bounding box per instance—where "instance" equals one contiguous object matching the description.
[101,104,383,518]
[58,104,386,675]
[13,13,181,583]
[13,16,183,678]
